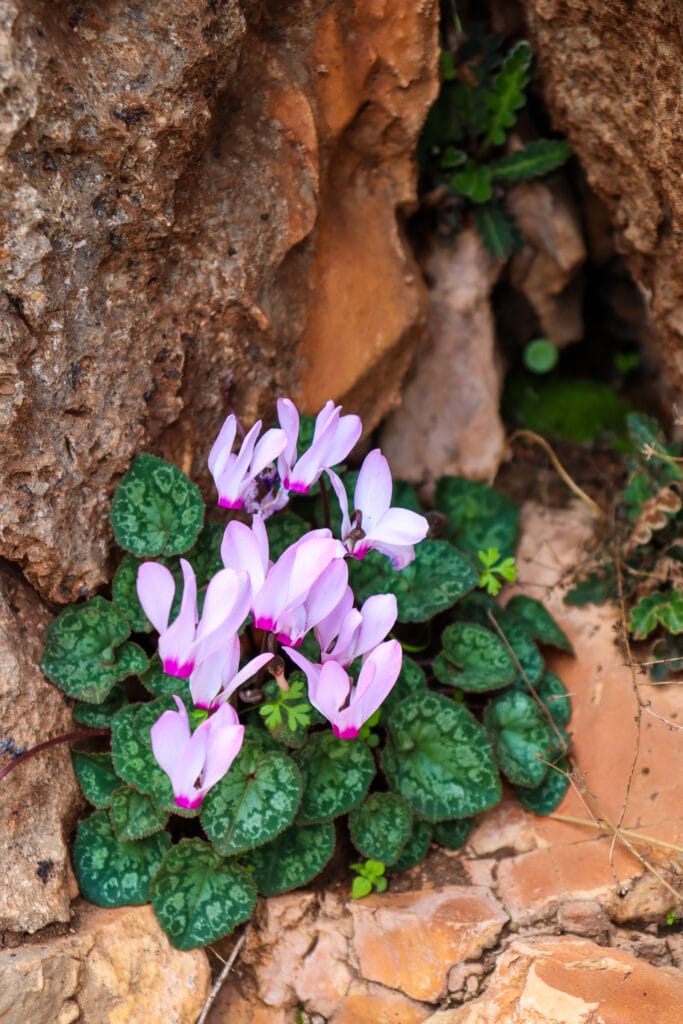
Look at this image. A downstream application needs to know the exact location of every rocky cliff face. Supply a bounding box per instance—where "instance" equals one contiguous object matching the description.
[1,0,438,603]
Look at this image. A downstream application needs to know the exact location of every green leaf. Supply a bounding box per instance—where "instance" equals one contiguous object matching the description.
[382,656,427,718]
[435,622,516,692]
[439,145,467,170]
[515,758,570,815]
[473,202,523,258]
[260,675,319,748]
[484,691,555,788]
[349,794,413,866]
[433,817,474,850]
[650,634,683,682]
[439,50,457,81]
[71,751,121,808]
[139,657,183,697]
[492,610,544,686]
[383,693,501,821]
[41,597,148,703]
[523,338,559,374]
[73,809,170,907]
[294,732,375,825]
[72,682,129,727]
[113,555,153,633]
[629,591,683,640]
[484,39,532,146]
[452,161,493,204]
[387,821,432,873]
[110,453,205,557]
[248,822,336,896]
[201,742,302,856]
[266,513,311,561]
[150,839,257,950]
[349,541,478,623]
[505,595,573,652]
[564,569,615,607]
[110,786,169,841]
[352,875,373,899]
[536,672,571,726]
[186,520,225,585]
[490,139,571,182]
[626,413,682,483]
[434,477,519,559]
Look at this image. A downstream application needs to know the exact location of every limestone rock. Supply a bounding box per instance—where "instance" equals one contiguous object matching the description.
[520,0,683,411]
[0,0,438,603]
[380,229,505,490]
[425,937,683,1024]
[0,903,210,1024]
[0,566,81,933]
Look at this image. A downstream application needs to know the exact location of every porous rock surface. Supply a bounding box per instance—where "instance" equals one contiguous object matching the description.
[520,0,683,408]
[0,564,81,934]
[0,0,438,603]
[0,904,210,1024]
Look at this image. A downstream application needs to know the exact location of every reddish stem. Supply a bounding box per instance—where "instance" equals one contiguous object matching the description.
[0,728,109,783]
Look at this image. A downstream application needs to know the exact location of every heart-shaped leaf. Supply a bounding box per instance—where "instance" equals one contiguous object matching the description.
[73,809,170,907]
[349,793,413,866]
[434,622,516,691]
[484,691,556,788]
[111,453,204,557]
[72,682,129,728]
[433,817,474,850]
[349,541,478,622]
[382,656,427,718]
[201,741,302,856]
[150,839,256,950]
[491,610,544,686]
[536,672,571,726]
[247,823,335,896]
[294,732,375,824]
[505,595,573,652]
[110,786,169,841]
[387,820,432,873]
[140,657,183,698]
[434,477,519,558]
[383,692,501,821]
[515,758,570,815]
[41,597,148,702]
[71,751,121,809]
[112,555,153,633]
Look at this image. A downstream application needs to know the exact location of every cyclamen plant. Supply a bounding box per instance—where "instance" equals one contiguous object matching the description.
[39,398,575,951]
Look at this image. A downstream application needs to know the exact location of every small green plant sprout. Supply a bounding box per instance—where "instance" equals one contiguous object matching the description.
[259,677,312,734]
[523,338,559,375]
[478,547,519,596]
[666,909,679,927]
[351,859,387,899]
[357,710,381,748]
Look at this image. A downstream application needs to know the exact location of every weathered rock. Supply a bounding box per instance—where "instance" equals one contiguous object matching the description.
[0,565,81,933]
[520,0,683,409]
[0,903,210,1024]
[380,229,506,490]
[1,0,438,603]
[425,937,683,1024]
[507,176,586,346]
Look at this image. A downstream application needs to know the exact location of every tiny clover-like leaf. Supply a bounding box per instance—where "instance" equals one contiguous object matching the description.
[41,597,148,703]
[349,793,413,866]
[72,681,129,727]
[536,672,571,726]
[349,541,478,622]
[434,622,516,692]
[629,591,683,640]
[294,732,375,825]
[383,692,501,822]
[150,839,257,950]
[514,757,570,816]
[201,741,302,856]
[484,691,556,789]
[352,875,373,899]
[382,656,427,718]
[110,786,169,841]
[387,821,432,874]
[247,822,335,897]
[259,675,317,748]
[434,477,519,559]
[433,817,474,851]
[73,809,170,908]
[71,751,121,809]
[505,595,573,652]
[111,453,205,558]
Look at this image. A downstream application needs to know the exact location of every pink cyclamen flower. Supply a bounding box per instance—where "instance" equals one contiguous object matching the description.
[208,414,287,510]
[327,448,429,569]
[286,639,403,739]
[277,398,362,494]
[137,559,251,679]
[150,696,244,808]
[315,590,398,665]
[190,635,274,710]
[220,515,270,597]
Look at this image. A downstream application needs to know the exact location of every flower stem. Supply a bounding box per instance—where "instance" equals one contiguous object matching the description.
[0,728,109,783]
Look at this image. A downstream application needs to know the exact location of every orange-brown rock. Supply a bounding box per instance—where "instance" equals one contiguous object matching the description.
[1,0,438,603]
[520,0,683,409]
[0,565,82,933]
[0,903,210,1024]
[426,936,683,1024]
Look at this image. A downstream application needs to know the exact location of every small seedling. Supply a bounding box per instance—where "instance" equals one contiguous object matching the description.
[259,679,312,733]
[351,859,387,899]
[478,547,518,596]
